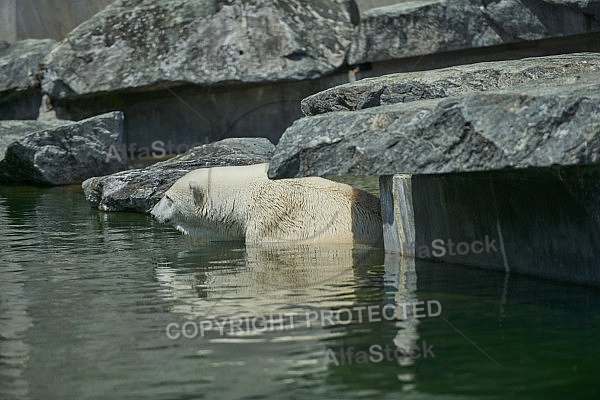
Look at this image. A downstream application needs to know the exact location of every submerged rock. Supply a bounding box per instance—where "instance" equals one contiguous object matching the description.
[348,0,600,65]
[41,0,355,99]
[82,137,275,213]
[0,112,127,185]
[0,39,57,119]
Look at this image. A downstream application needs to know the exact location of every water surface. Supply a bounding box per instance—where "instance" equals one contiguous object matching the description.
[0,184,598,399]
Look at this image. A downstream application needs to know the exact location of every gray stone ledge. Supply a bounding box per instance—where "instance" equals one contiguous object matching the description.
[269,73,600,178]
[303,52,600,116]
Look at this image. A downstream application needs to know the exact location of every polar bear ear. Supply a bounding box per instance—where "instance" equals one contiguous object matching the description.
[189,182,205,207]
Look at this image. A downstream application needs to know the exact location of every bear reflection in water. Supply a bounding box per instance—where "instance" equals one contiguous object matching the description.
[156,242,384,321]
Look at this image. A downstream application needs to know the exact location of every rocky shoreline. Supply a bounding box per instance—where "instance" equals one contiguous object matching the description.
[2,0,600,152]
[269,54,600,178]
[1,1,600,287]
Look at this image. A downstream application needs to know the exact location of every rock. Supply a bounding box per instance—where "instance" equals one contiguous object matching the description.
[482,0,600,40]
[268,72,600,178]
[348,0,600,65]
[0,39,57,119]
[0,119,71,160]
[41,0,355,99]
[82,137,275,213]
[0,39,56,94]
[302,53,600,115]
[0,111,127,184]
[353,0,404,14]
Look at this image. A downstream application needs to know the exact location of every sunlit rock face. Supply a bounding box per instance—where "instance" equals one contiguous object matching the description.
[301,53,600,116]
[39,0,355,150]
[41,0,356,98]
[269,59,600,178]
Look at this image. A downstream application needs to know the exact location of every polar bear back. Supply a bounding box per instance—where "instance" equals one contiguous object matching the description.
[247,176,382,244]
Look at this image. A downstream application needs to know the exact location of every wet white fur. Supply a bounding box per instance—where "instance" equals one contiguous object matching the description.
[151,163,382,245]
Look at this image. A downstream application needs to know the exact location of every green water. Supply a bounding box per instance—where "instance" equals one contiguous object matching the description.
[0,184,598,399]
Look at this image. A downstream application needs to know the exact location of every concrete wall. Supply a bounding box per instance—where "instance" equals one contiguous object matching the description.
[53,73,350,148]
[0,0,113,42]
[380,166,600,287]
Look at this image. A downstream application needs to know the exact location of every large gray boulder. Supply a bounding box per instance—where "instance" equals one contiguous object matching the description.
[0,39,57,119]
[302,53,600,115]
[0,112,127,184]
[0,119,70,160]
[268,72,600,178]
[82,137,275,213]
[41,0,355,99]
[348,0,600,65]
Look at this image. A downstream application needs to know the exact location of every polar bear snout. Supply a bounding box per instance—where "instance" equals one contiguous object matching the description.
[150,194,174,223]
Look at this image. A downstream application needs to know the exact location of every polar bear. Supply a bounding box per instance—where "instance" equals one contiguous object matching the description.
[150,163,382,245]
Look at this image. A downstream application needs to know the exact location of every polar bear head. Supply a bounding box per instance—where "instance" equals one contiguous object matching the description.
[151,163,268,240]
